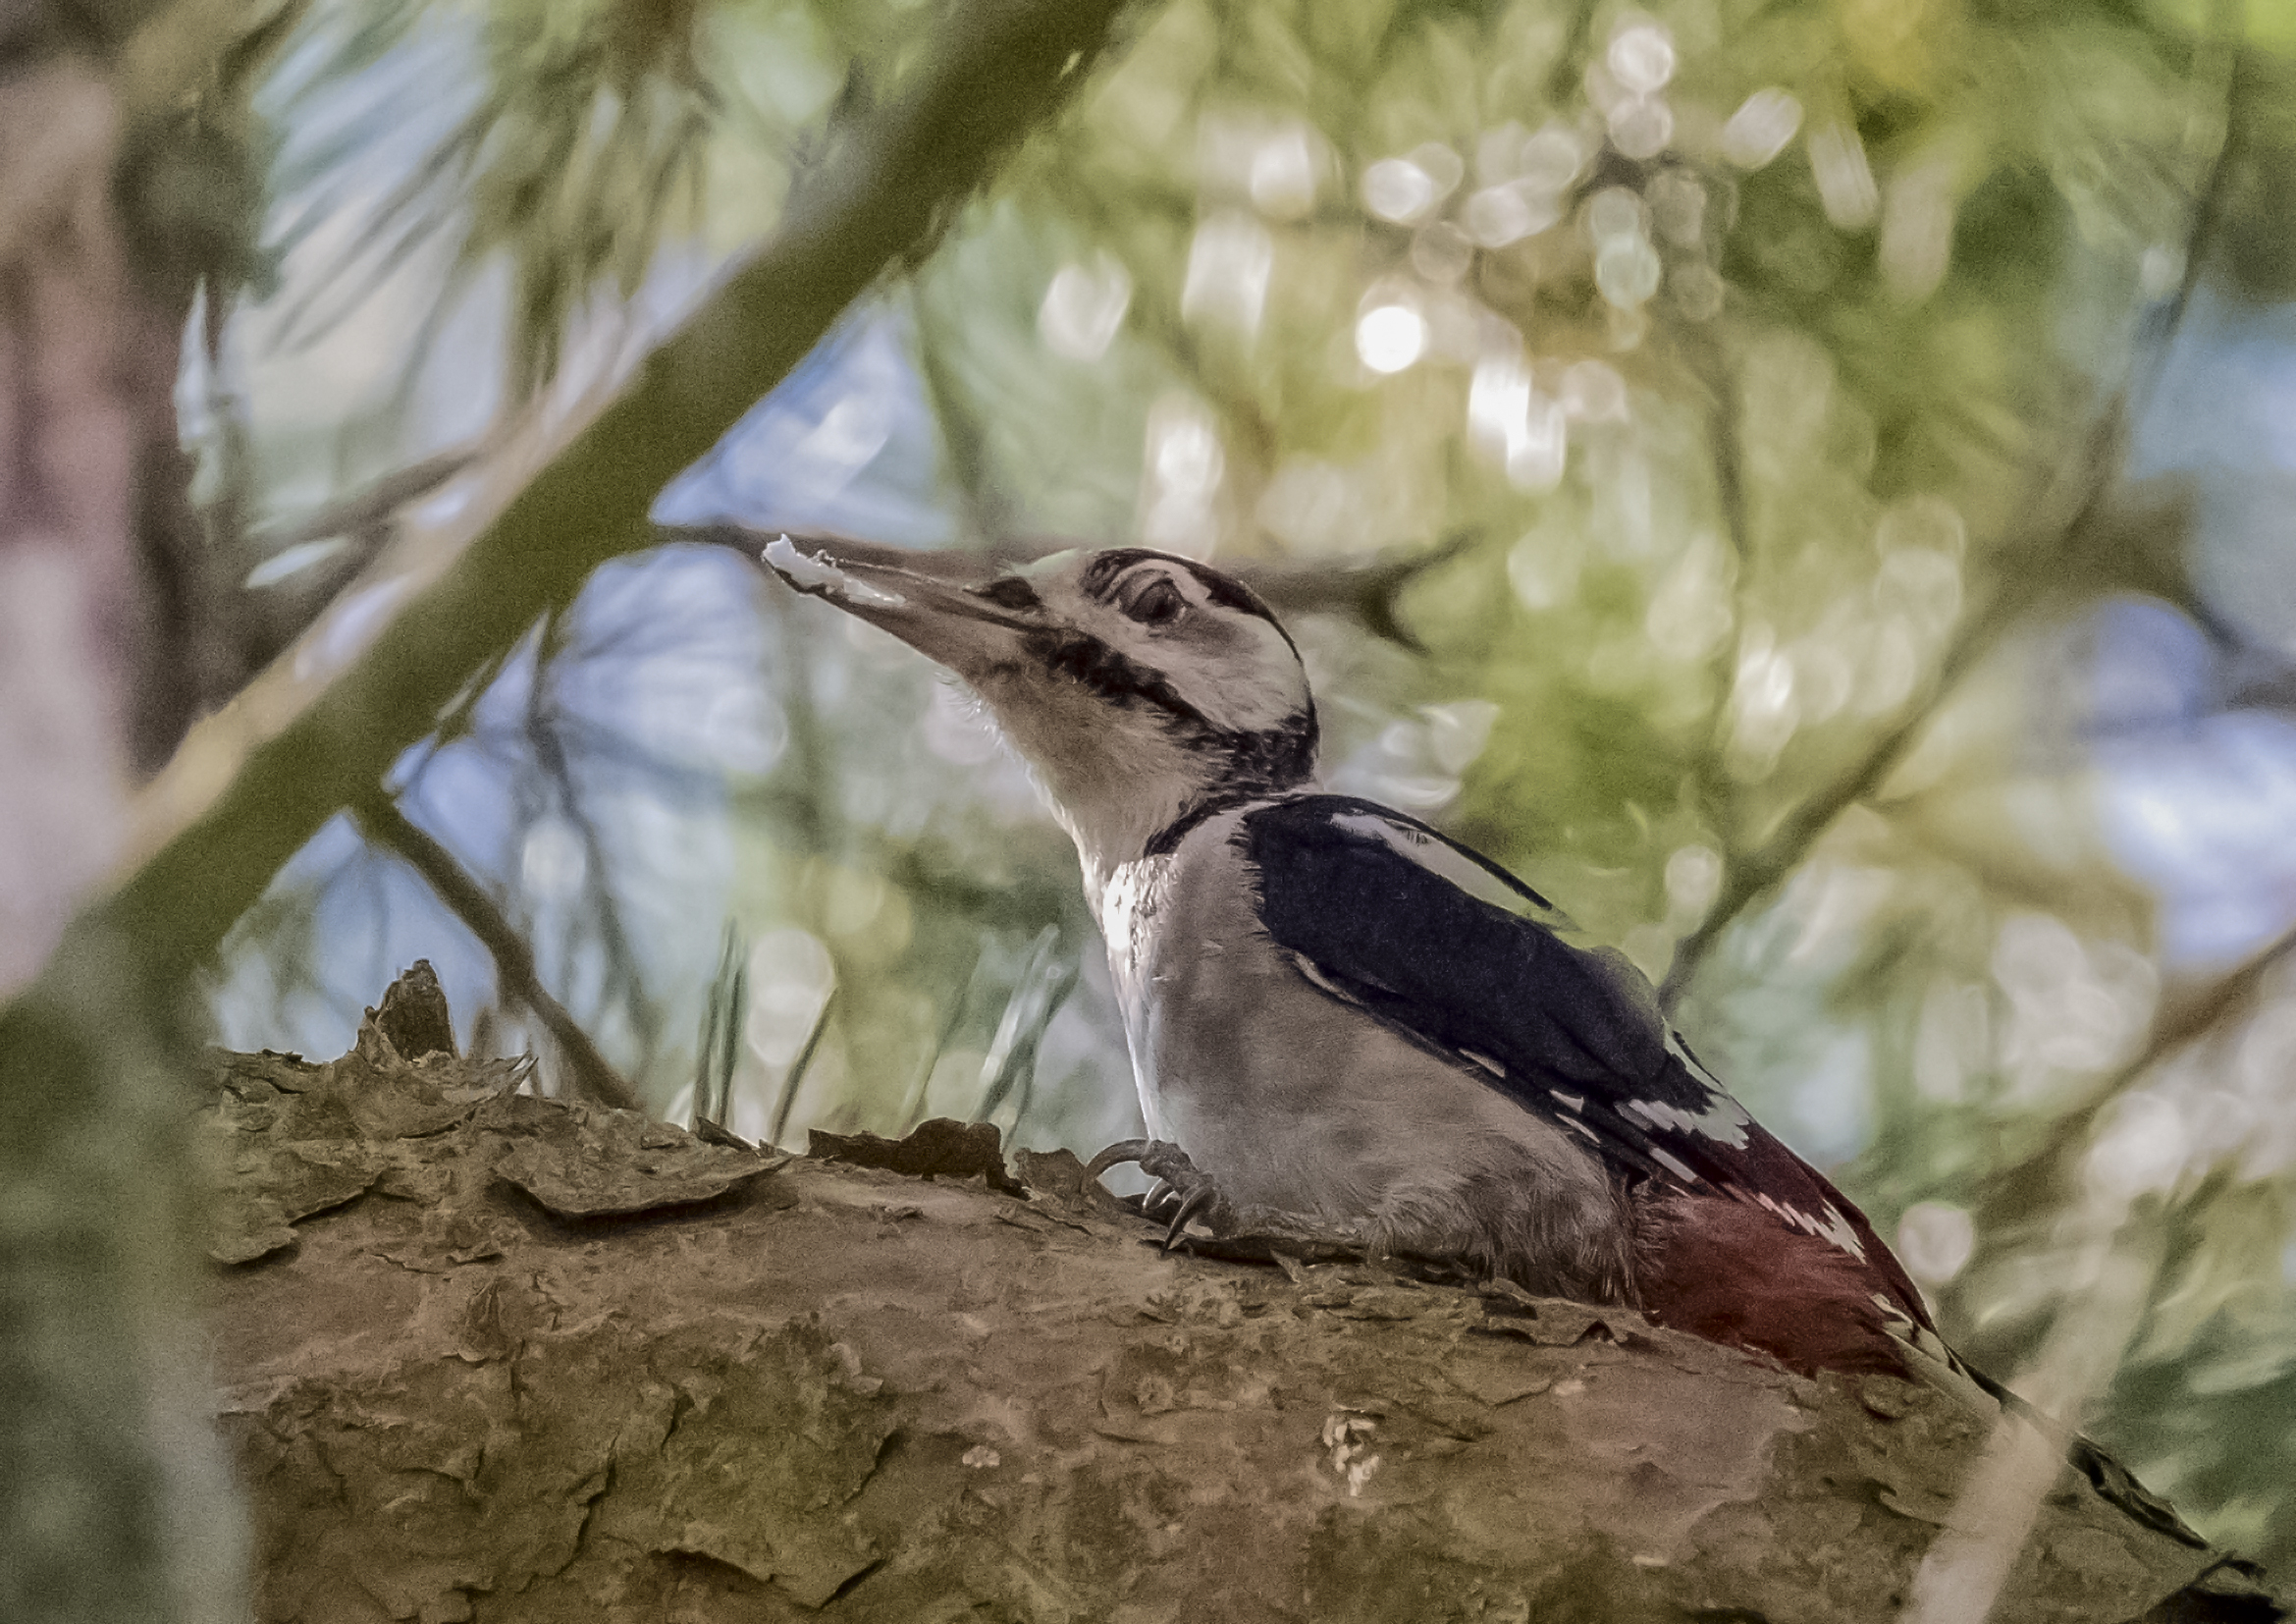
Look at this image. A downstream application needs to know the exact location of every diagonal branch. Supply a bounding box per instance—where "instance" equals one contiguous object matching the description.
[1659,443,2103,1007]
[1659,41,2252,1011]
[351,790,640,1110]
[2,0,1140,1048]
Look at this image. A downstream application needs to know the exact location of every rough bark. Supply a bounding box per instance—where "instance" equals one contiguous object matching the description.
[207,976,2281,1624]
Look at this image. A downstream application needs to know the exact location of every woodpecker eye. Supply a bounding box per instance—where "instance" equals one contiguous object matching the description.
[1121,574,1188,627]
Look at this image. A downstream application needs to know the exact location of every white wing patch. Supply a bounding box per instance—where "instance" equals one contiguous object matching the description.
[1329,812,1569,925]
[1650,1147,1699,1183]
[1743,1191,1868,1261]
[1621,1091,1751,1149]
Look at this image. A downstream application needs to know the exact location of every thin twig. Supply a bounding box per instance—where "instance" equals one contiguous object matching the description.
[769,990,838,1150]
[908,281,1012,540]
[521,614,665,1065]
[900,943,980,1130]
[243,444,481,556]
[1659,480,2081,1007]
[1675,323,1752,839]
[352,789,641,1111]
[695,919,746,1131]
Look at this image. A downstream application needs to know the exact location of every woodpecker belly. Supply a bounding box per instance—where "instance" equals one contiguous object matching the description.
[1098,803,1637,1303]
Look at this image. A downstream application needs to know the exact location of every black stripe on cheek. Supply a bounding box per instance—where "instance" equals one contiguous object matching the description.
[1030,630,1210,724]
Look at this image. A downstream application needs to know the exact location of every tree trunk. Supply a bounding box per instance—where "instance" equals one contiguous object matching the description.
[0,24,243,1624]
[207,977,2280,1624]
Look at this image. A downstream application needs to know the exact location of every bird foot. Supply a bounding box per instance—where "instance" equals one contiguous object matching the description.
[1085,1138,1371,1265]
[1086,1138,1232,1250]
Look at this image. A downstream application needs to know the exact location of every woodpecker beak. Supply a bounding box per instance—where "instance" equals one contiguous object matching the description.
[758,534,1042,677]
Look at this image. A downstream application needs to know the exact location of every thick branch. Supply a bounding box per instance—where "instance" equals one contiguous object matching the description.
[350,791,640,1111]
[204,995,2277,1624]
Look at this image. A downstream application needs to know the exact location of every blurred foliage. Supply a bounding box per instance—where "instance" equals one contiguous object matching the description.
[185,0,2296,1575]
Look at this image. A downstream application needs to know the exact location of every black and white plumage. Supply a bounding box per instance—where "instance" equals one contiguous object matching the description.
[760,535,2211,1548]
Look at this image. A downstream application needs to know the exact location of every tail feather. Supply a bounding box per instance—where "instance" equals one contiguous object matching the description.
[1954,1360,2209,1549]
[2131,1556,2289,1623]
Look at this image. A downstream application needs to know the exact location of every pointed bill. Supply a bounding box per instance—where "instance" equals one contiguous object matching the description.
[759,534,1039,679]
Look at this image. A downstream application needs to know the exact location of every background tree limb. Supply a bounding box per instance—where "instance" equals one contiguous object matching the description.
[1657,37,2251,1012]
[3,0,1139,1029]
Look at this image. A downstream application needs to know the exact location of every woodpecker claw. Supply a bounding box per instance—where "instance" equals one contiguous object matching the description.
[1086,1138,1154,1179]
[1088,1137,1229,1248]
[1162,1186,1219,1251]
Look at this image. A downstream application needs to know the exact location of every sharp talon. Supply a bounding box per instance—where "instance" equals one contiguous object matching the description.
[1087,1138,1152,1179]
[1163,1187,1216,1251]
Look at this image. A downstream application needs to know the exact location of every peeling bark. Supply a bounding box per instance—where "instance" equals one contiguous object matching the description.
[209,977,2281,1624]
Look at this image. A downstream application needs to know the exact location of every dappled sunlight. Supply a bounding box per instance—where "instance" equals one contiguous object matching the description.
[1994,912,2159,1099]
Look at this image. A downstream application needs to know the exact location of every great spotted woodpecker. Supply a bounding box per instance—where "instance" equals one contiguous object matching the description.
[760,534,2222,1557]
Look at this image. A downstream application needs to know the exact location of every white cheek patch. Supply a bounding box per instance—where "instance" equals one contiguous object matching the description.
[1095,609,1309,734]
[1196,615,1313,732]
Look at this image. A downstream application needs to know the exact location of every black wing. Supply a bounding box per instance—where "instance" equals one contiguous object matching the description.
[1240,795,1920,1302]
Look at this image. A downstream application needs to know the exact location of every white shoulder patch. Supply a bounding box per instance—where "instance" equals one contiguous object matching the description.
[1329,812,1569,925]
[1622,1090,1751,1150]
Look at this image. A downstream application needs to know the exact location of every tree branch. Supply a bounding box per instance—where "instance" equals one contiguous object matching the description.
[1658,42,2251,1010]
[205,1004,2274,1624]
[3,0,1139,1040]
[351,790,640,1110]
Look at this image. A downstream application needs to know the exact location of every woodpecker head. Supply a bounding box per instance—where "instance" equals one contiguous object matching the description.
[762,537,1318,890]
